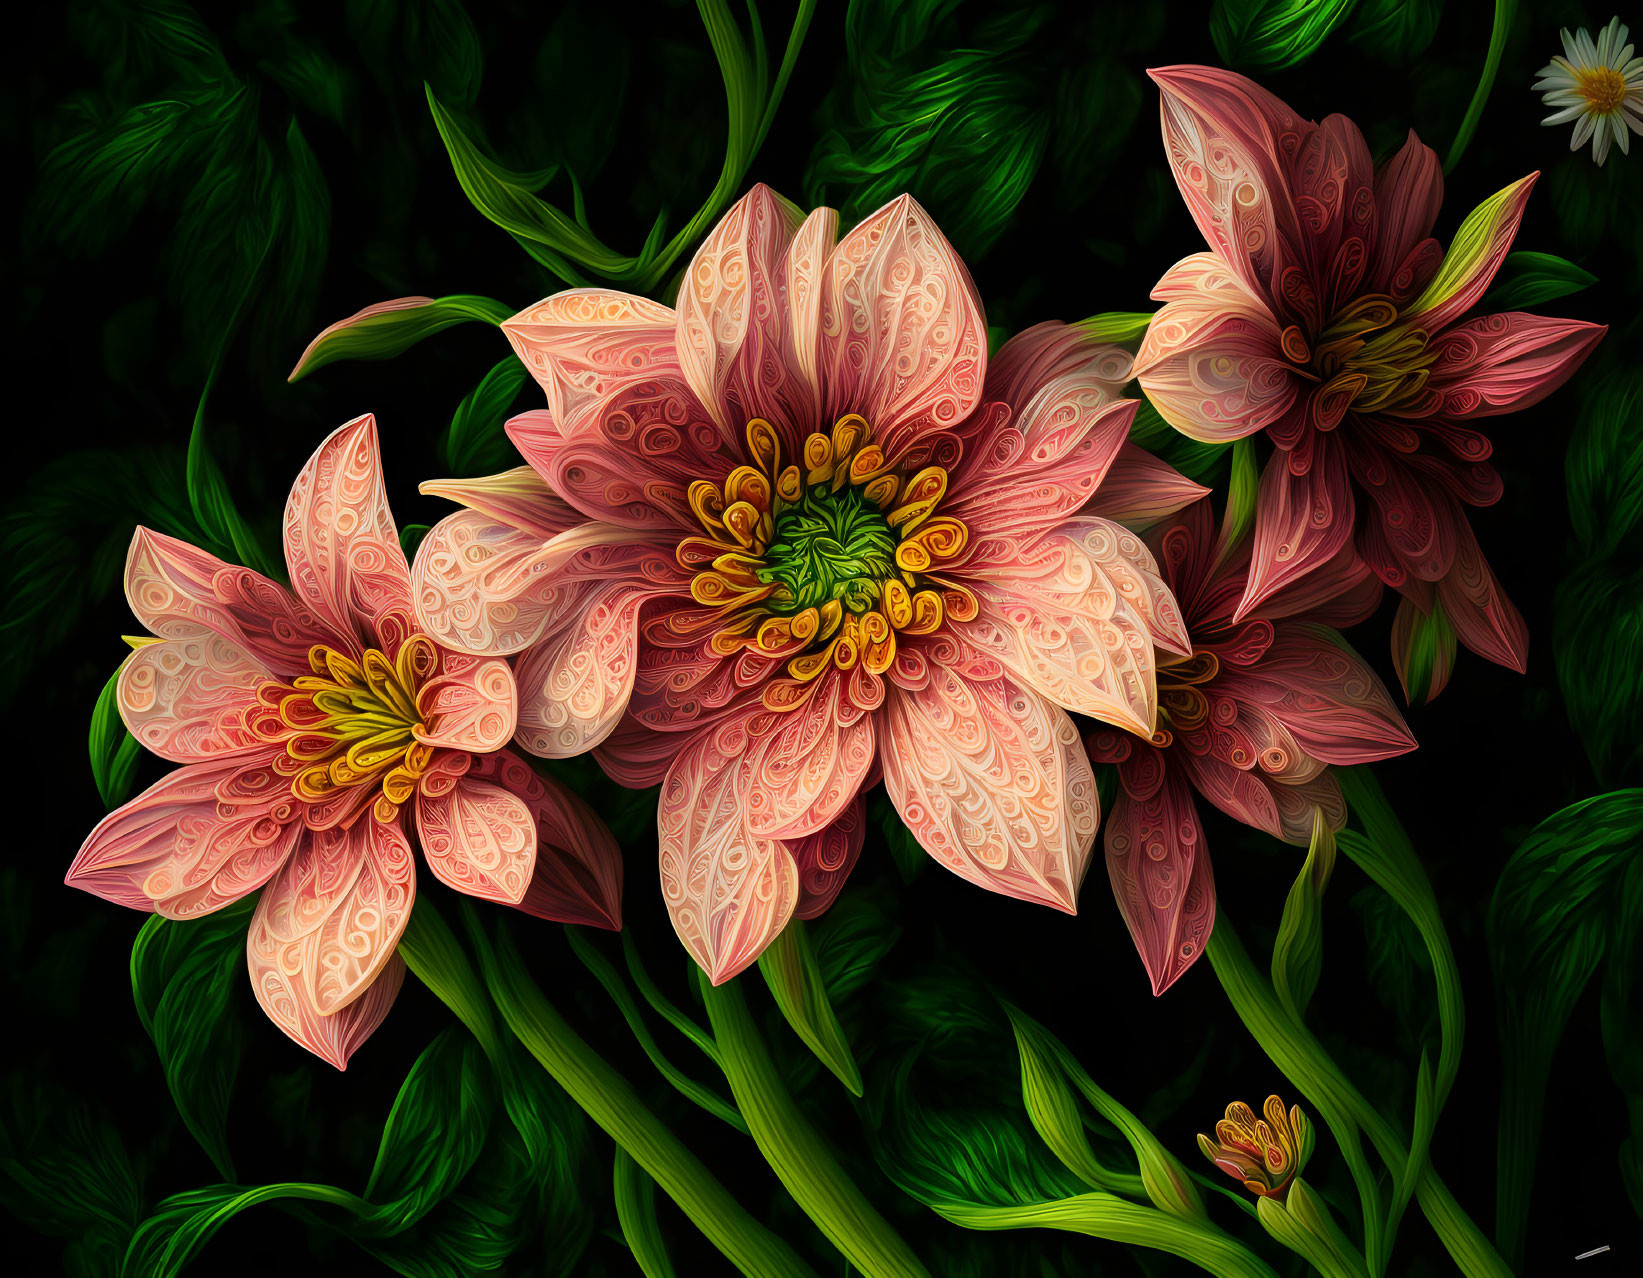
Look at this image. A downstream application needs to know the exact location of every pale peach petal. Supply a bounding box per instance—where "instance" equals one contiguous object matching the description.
[247,945,404,1070]
[472,749,623,929]
[117,635,273,762]
[411,507,678,655]
[512,581,659,757]
[415,773,536,904]
[125,526,349,676]
[947,374,1137,537]
[415,651,517,752]
[675,184,810,442]
[953,516,1187,735]
[788,797,866,920]
[878,661,1097,913]
[502,288,678,426]
[817,194,988,462]
[1105,752,1216,995]
[67,753,300,918]
[282,415,417,656]
[1084,443,1212,530]
[419,466,586,541]
[250,818,416,1018]
[742,670,875,841]
[983,321,1134,412]
[659,716,800,984]
[782,206,841,425]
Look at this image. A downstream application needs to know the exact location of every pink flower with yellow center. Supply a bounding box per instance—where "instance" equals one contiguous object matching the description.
[67,417,622,1068]
[1088,497,1414,994]
[411,185,1206,983]
[1133,66,1605,685]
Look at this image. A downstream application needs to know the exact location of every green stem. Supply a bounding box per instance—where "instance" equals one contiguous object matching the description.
[622,931,725,1066]
[614,1148,678,1278]
[1445,0,1517,172]
[699,974,931,1278]
[1206,919,1512,1277]
[410,910,816,1278]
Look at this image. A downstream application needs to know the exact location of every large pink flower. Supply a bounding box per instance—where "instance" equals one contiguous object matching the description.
[411,185,1206,983]
[1133,65,1605,684]
[1088,497,1415,995]
[67,417,622,1068]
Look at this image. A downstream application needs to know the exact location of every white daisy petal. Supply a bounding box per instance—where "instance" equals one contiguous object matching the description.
[1573,113,1598,149]
[1544,104,1590,125]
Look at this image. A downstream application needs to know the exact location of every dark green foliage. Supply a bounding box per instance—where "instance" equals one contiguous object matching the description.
[1345,0,1443,62]
[807,0,1158,260]
[1211,0,1359,71]
[444,357,530,474]
[88,662,141,810]
[1478,251,1597,312]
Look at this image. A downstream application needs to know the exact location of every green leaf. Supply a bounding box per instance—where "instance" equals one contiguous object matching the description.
[614,1148,677,1278]
[364,1027,495,1231]
[1479,251,1597,312]
[400,523,430,562]
[89,660,141,809]
[1345,0,1443,61]
[288,293,514,382]
[1271,809,1337,1022]
[130,898,255,1179]
[1215,437,1259,564]
[1488,789,1642,1268]
[1256,1178,1365,1278]
[1130,397,1231,482]
[1391,597,1457,705]
[757,921,863,1096]
[1073,312,1154,345]
[1211,0,1360,72]
[444,357,530,475]
[810,883,902,1005]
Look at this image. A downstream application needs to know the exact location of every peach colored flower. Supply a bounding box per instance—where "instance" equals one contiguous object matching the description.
[1134,66,1605,683]
[411,186,1205,983]
[67,417,621,1067]
[1088,497,1414,994]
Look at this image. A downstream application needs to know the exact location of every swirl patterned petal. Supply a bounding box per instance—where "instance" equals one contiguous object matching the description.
[1104,755,1216,995]
[282,414,417,658]
[658,716,801,984]
[66,752,301,917]
[117,635,275,762]
[419,466,586,541]
[1084,443,1212,530]
[879,658,1097,913]
[742,670,875,841]
[415,651,518,752]
[415,773,537,905]
[246,947,404,1071]
[501,288,679,427]
[817,194,989,464]
[1235,437,1356,620]
[787,796,866,920]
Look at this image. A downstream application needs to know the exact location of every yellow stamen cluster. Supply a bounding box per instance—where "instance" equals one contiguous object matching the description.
[1151,650,1220,749]
[679,416,975,683]
[252,635,438,823]
[1283,294,1438,420]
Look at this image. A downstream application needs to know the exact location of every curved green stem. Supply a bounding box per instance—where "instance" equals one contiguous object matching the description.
[1446,0,1517,172]
[614,1148,678,1278]
[1207,919,1511,1277]
[699,974,931,1278]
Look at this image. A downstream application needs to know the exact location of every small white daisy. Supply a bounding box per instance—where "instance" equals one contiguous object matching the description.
[1534,16,1643,165]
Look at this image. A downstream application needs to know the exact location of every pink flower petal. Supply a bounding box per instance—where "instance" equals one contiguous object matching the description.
[1419,312,1605,419]
[512,581,662,757]
[419,466,586,541]
[1369,130,1444,302]
[983,321,1134,411]
[282,415,418,657]
[878,661,1097,913]
[788,797,866,920]
[472,749,623,929]
[117,635,273,762]
[249,818,416,1019]
[741,670,875,841]
[954,516,1186,734]
[1148,66,1312,319]
[502,289,678,428]
[416,771,537,905]
[1435,518,1528,672]
[67,753,300,917]
[659,718,801,984]
[1084,443,1211,531]
[1235,435,1356,620]
[247,946,404,1071]
[126,527,348,676]
[1346,442,1460,584]
[1105,754,1215,995]
[1287,113,1376,318]
[817,194,988,463]
[782,206,841,426]
[415,651,517,753]
[675,184,811,443]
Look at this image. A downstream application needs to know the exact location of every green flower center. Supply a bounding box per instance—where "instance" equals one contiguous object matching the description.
[756,481,899,614]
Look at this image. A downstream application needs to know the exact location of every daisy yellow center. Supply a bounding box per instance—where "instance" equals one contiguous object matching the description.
[676,415,975,682]
[251,635,438,823]
[1279,293,1437,420]
[1151,649,1220,749]
[1577,63,1629,115]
